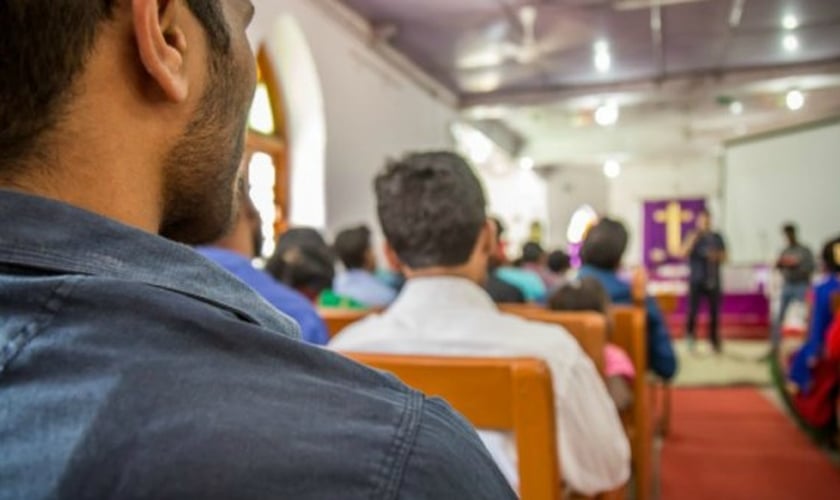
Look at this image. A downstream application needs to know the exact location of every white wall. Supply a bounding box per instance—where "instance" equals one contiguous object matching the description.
[479,162,550,256]
[545,167,609,249]
[724,119,840,263]
[607,160,722,265]
[249,0,456,237]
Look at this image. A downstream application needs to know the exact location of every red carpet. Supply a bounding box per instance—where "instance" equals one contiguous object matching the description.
[661,388,840,500]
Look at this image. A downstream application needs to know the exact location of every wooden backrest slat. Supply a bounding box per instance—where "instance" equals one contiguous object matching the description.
[344,354,560,500]
[319,308,372,339]
[499,305,607,375]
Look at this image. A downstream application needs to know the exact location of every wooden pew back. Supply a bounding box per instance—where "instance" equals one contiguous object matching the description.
[344,354,560,500]
[610,305,652,500]
[319,308,374,339]
[499,304,607,374]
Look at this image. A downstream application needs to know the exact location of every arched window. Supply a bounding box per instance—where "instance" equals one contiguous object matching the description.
[246,46,289,258]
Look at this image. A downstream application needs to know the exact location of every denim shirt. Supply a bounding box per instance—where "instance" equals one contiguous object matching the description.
[0,190,514,500]
[196,247,330,346]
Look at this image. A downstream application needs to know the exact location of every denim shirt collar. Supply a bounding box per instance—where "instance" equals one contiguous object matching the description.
[0,189,300,338]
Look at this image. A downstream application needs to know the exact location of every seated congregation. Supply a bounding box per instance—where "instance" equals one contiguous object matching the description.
[4,2,838,499]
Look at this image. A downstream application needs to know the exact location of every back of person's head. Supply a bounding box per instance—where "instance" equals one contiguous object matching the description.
[520,242,545,265]
[375,152,487,270]
[266,228,335,295]
[580,218,628,271]
[822,235,840,274]
[334,225,373,270]
[547,277,611,315]
[547,250,571,274]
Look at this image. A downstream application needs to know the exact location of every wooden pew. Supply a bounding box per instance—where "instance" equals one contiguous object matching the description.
[318,308,374,339]
[498,304,607,375]
[344,354,561,500]
[610,306,653,500]
[343,353,626,500]
[502,303,651,500]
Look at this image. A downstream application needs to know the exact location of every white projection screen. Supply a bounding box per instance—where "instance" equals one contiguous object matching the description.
[724,118,840,264]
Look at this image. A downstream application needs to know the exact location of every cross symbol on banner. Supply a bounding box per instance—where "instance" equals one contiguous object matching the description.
[651,201,695,261]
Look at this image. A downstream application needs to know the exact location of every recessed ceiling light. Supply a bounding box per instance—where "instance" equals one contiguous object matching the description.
[593,40,611,73]
[782,14,799,30]
[594,101,620,127]
[603,160,622,179]
[519,157,535,170]
[594,40,610,54]
[595,51,612,73]
[729,101,744,115]
[786,90,805,111]
[783,34,799,52]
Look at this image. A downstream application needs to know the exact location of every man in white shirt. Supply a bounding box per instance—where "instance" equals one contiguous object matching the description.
[330,152,630,496]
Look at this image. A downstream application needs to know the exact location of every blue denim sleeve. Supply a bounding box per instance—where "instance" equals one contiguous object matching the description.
[396,397,517,499]
[645,296,678,380]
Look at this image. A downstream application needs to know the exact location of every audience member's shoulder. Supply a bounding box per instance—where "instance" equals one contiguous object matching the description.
[55,340,512,499]
[328,313,386,348]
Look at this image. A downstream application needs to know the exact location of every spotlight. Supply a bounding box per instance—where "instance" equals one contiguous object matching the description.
[594,102,620,127]
[782,14,799,30]
[603,160,622,179]
[595,51,612,73]
[593,40,612,73]
[783,34,799,52]
[519,157,535,170]
[729,101,744,115]
[786,90,805,111]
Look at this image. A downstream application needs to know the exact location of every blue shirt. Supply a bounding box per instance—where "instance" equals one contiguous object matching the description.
[495,267,547,303]
[789,274,840,392]
[579,265,679,380]
[197,247,329,346]
[0,189,514,500]
[334,269,397,308]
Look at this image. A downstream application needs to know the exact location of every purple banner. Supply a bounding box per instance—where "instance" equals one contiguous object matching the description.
[643,198,706,270]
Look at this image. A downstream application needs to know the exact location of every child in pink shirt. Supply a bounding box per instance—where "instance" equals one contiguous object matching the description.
[549,277,636,410]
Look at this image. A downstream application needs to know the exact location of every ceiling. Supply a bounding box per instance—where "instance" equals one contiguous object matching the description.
[338,0,840,169]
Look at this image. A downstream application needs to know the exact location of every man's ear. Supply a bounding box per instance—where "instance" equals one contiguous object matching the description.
[133,0,190,102]
[481,219,497,256]
[383,242,403,272]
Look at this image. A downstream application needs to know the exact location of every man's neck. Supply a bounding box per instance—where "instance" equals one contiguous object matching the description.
[404,265,485,285]
[2,164,162,235]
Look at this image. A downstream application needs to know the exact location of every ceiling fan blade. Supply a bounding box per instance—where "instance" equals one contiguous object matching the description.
[613,0,711,11]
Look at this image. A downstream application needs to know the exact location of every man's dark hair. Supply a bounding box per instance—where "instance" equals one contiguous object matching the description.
[521,242,545,264]
[334,225,372,270]
[547,250,571,274]
[490,217,505,241]
[0,0,230,174]
[266,228,336,293]
[375,152,487,269]
[547,277,610,316]
[580,217,628,271]
[821,235,840,274]
[783,223,797,235]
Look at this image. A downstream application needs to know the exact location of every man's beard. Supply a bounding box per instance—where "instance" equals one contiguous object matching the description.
[158,50,252,245]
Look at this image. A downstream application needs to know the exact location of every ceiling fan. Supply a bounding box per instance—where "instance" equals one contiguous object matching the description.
[456,5,575,70]
[499,6,542,65]
[610,0,711,10]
